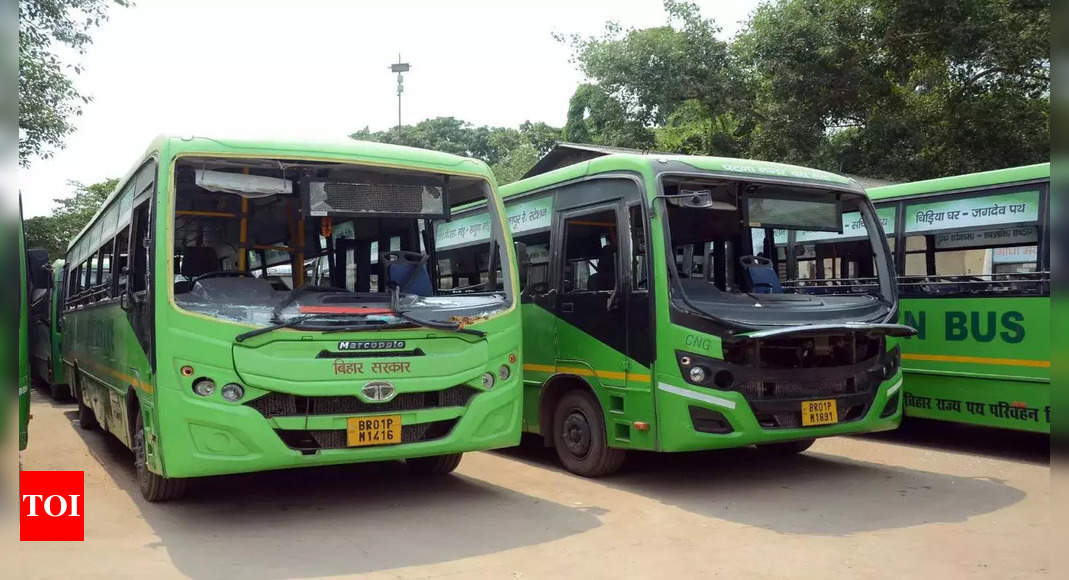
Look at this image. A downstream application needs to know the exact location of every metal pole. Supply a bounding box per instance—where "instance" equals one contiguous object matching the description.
[391,55,410,133]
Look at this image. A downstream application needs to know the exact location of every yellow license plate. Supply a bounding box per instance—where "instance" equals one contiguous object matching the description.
[800,399,838,426]
[346,415,402,447]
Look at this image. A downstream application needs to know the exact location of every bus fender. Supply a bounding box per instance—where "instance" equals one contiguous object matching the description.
[538,373,600,446]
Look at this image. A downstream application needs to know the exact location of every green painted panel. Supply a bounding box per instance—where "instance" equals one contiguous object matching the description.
[899,296,1049,432]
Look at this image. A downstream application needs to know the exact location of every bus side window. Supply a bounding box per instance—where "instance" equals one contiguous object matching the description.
[562,209,616,294]
[80,259,91,294]
[629,205,647,291]
[131,201,150,294]
[98,238,113,296]
[114,226,130,295]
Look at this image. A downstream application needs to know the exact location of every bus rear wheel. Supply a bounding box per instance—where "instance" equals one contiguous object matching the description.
[552,390,625,477]
[77,393,98,431]
[50,382,69,400]
[133,410,187,502]
[756,438,816,455]
[406,453,463,476]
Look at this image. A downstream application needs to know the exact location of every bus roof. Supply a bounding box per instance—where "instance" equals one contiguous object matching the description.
[500,152,858,199]
[67,135,494,252]
[866,162,1050,201]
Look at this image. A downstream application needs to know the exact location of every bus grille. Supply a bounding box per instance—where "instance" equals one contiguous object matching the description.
[729,370,874,400]
[245,386,480,418]
[752,394,872,429]
[274,419,458,451]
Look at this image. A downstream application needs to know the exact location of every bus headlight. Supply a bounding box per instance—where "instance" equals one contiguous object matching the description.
[221,383,245,402]
[498,364,511,381]
[688,366,708,384]
[482,372,496,390]
[193,378,216,397]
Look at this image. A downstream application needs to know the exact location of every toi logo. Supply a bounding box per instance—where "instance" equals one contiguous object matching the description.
[20,471,84,541]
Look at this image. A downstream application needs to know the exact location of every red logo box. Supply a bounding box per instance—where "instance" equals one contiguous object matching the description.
[20,471,84,541]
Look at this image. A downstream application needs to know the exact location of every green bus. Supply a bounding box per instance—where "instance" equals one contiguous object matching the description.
[29,257,68,399]
[452,153,912,476]
[63,136,522,500]
[867,164,1050,433]
[19,196,31,450]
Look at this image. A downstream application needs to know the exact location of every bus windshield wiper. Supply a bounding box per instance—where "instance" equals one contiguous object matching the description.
[235,316,311,343]
[235,315,395,342]
[388,286,486,338]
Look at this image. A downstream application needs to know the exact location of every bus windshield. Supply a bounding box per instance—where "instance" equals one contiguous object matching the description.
[172,156,512,332]
[662,175,894,328]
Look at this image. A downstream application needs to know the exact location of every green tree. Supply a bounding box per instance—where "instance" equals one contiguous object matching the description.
[563,83,655,149]
[19,0,130,166]
[738,0,1050,179]
[563,0,1049,180]
[350,117,561,184]
[24,177,117,258]
[559,1,748,154]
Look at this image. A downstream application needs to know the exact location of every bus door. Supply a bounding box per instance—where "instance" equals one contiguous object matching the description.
[554,202,629,388]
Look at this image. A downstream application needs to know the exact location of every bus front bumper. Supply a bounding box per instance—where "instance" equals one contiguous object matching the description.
[153,378,522,479]
[654,373,903,452]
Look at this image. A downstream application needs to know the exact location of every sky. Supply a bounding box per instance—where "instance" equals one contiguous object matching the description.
[19,0,762,217]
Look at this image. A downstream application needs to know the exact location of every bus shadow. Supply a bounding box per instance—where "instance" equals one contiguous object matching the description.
[498,441,1027,536]
[62,412,601,579]
[856,417,1050,465]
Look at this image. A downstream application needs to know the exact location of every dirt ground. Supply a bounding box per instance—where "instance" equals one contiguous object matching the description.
[13,387,1050,579]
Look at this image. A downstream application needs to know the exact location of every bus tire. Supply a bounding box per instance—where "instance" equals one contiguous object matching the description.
[756,438,816,455]
[406,453,463,476]
[552,390,626,477]
[49,382,69,400]
[133,410,187,502]
[77,393,98,431]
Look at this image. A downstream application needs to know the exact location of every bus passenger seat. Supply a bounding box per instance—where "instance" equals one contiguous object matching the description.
[384,252,433,296]
[586,246,617,291]
[740,255,782,294]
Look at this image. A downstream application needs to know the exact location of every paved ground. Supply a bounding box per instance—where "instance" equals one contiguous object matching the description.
[14,387,1050,579]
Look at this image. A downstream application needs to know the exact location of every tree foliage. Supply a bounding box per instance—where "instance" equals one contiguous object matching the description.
[560,0,1049,180]
[24,178,117,258]
[350,117,561,184]
[19,0,129,166]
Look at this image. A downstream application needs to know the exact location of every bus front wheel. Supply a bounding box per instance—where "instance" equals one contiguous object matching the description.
[133,411,188,502]
[406,453,462,476]
[756,438,816,455]
[552,390,626,477]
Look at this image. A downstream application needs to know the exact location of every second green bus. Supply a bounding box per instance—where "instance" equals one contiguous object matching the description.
[445,153,914,476]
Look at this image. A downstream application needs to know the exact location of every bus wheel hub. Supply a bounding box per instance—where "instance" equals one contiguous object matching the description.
[562,411,591,456]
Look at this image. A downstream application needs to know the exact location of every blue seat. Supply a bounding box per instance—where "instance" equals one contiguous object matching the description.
[740,255,782,294]
[383,251,432,296]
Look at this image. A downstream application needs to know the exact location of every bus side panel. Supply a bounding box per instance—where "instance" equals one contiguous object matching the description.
[519,302,555,433]
[899,296,1050,432]
[519,310,659,451]
[50,263,66,386]
[68,303,154,449]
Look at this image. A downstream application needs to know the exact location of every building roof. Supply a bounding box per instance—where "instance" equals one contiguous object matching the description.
[522,142,654,178]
